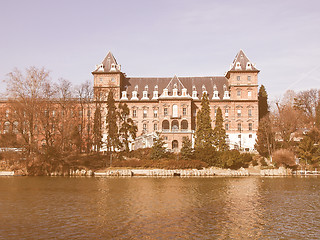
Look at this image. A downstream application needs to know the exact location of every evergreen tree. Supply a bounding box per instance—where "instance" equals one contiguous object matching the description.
[213,107,229,151]
[71,125,81,153]
[255,115,275,158]
[106,91,120,152]
[195,93,214,149]
[298,135,320,166]
[180,137,194,160]
[119,103,138,152]
[151,134,166,160]
[258,85,269,121]
[93,105,102,152]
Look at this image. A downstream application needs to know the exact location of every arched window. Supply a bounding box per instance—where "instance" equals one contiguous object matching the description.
[162,120,169,131]
[172,104,178,117]
[172,140,178,149]
[171,120,179,131]
[181,120,188,130]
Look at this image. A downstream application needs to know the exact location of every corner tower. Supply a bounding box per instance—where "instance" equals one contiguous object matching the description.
[226,50,259,101]
[92,51,125,101]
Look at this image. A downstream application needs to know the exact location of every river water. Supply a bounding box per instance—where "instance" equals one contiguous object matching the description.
[0,176,319,239]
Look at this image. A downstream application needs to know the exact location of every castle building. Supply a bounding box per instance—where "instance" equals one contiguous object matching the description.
[92,50,259,152]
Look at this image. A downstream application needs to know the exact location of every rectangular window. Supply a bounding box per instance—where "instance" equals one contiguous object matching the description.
[133,109,137,118]
[237,90,241,97]
[248,109,252,117]
[214,109,217,116]
[237,109,241,117]
[225,109,229,117]
[248,76,251,81]
[248,91,252,97]
[143,109,147,118]
[225,123,229,130]
[164,108,168,116]
[249,134,252,138]
[237,76,240,81]
[183,108,187,116]
[154,110,158,118]
[163,136,168,140]
[237,123,242,131]
[249,123,253,131]
[153,123,157,131]
[143,123,147,131]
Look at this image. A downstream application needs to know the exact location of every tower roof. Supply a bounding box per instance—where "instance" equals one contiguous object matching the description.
[93,51,121,73]
[228,49,259,72]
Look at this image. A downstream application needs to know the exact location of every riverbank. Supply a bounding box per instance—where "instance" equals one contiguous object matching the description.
[93,166,293,177]
[0,166,293,177]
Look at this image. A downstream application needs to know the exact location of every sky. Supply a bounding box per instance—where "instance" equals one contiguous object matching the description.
[1,0,320,101]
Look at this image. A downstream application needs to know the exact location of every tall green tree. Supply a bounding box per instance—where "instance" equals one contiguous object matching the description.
[297,135,320,166]
[195,93,214,149]
[255,115,275,158]
[213,107,229,151]
[151,134,166,160]
[93,105,102,152]
[258,85,269,121]
[106,91,120,152]
[119,103,137,152]
[180,137,194,160]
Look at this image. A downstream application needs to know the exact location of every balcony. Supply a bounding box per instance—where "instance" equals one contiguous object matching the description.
[170,115,181,119]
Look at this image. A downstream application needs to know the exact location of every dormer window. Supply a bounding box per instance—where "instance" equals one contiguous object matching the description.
[192,85,196,91]
[121,91,128,100]
[97,64,104,72]
[131,89,138,100]
[182,88,187,97]
[145,85,148,91]
[153,85,158,99]
[223,84,230,100]
[173,83,177,89]
[135,85,138,91]
[202,85,207,95]
[235,62,241,70]
[163,88,168,97]
[110,63,116,71]
[173,88,178,97]
[246,62,252,70]
[212,84,219,100]
[192,87,198,99]
[142,91,148,100]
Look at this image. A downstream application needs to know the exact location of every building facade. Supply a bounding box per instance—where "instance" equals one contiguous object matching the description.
[92,50,259,152]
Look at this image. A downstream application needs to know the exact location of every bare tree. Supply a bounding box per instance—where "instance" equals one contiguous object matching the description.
[5,67,50,154]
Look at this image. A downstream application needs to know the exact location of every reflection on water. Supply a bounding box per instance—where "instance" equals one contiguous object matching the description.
[0,177,319,239]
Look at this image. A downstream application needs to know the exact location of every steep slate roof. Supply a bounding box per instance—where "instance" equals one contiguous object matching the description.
[122,76,228,100]
[228,49,259,72]
[93,51,119,72]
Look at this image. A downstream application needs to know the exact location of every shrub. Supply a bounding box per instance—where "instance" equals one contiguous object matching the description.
[216,150,252,169]
[272,149,296,168]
